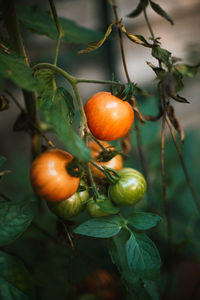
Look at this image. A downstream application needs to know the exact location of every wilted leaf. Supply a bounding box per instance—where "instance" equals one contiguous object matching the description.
[146,61,165,76]
[74,215,122,238]
[0,50,37,91]
[17,6,103,44]
[171,93,189,104]
[127,212,162,230]
[0,251,35,300]
[78,23,113,54]
[152,46,171,64]
[176,63,200,78]
[122,26,153,48]
[126,232,161,280]
[150,1,174,25]
[127,0,149,18]
[0,200,36,247]
[166,105,185,142]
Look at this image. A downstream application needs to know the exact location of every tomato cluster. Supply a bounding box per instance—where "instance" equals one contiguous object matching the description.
[30,92,146,219]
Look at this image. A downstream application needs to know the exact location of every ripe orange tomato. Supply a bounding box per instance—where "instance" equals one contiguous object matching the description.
[84,92,134,141]
[30,149,80,202]
[88,140,123,178]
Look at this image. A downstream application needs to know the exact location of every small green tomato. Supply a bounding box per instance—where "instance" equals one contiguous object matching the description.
[86,199,110,218]
[108,168,146,206]
[48,181,89,219]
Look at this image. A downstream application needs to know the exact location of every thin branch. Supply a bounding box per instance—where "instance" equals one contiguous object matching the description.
[48,0,64,35]
[87,163,100,198]
[110,0,131,82]
[77,78,124,86]
[33,62,124,87]
[161,114,172,249]
[165,114,200,213]
[0,192,12,202]
[144,7,155,40]
[144,106,163,121]
[110,1,149,198]
[88,134,106,151]
[48,0,64,66]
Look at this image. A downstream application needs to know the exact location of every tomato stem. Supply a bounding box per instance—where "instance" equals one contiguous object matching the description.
[72,83,88,137]
[87,164,100,199]
[143,7,155,40]
[32,63,124,87]
[88,134,106,151]
[89,161,119,184]
[48,0,64,66]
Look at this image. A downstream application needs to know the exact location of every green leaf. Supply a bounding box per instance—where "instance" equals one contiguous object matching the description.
[0,251,35,300]
[126,232,161,280]
[152,46,171,64]
[128,212,162,230]
[78,23,113,54]
[127,0,149,18]
[122,26,153,48]
[36,70,91,162]
[0,200,36,247]
[0,156,6,167]
[0,50,37,92]
[17,6,103,44]
[107,230,153,299]
[97,198,119,214]
[150,1,174,25]
[176,63,200,78]
[74,215,122,238]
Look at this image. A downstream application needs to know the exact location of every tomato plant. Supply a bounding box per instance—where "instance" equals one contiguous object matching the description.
[30,149,80,202]
[84,92,134,141]
[1,0,200,299]
[109,168,147,206]
[88,140,123,178]
[48,181,89,219]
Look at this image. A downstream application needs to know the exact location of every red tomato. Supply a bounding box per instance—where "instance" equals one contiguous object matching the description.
[30,149,80,202]
[84,92,134,141]
[88,140,123,178]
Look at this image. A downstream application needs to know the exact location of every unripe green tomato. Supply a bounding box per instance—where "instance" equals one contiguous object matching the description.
[108,168,146,206]
[87,199,110,218]
[48,181,89,219]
